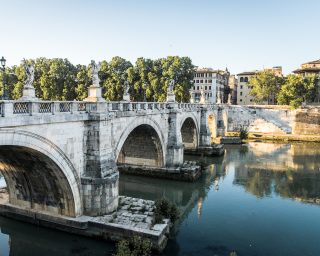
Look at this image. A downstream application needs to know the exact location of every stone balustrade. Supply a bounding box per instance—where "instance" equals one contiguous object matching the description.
[0,100,212,117]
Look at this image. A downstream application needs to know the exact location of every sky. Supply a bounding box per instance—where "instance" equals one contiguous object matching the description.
[1,0,320,75]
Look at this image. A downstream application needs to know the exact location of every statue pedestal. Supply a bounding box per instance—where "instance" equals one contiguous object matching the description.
[166,92,175,103]
[85,85,105,102]
[19,86,38,101]
[122,93,130,102]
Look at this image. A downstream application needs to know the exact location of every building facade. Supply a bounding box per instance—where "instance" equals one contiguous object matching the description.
[293,59,320,76]
[191,67,230,103]
[228,75,238,104]
[236,71,257,105]
[237,66,283,105]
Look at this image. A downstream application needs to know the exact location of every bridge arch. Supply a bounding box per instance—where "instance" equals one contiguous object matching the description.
[115,117,166,167]
[180,115,199,149]
[0,130,81,217]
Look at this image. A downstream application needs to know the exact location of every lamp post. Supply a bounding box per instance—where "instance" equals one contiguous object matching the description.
[0,56,7,100]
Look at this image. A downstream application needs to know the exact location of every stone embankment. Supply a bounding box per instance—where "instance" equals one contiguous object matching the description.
[118,161,202,181]
[0,193,170,251]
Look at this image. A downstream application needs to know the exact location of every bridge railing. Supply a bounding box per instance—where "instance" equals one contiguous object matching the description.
[0,100,210,117]
[0,101,89,117]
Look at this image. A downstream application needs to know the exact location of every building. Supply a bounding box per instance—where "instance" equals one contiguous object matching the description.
[293,59,320,76]
[228,75,238,104]
[191,67,230,103]
[237,67,283,105]
[236,71,257,105]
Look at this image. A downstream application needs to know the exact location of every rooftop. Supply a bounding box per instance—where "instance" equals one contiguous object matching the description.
[302,59,320,65]
[237,71,258,76]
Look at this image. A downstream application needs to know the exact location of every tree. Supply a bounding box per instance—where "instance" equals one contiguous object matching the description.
[277,74,317,108]
[75,64,90,100]
[101,57,133,101]
[248,70,283,104]
[1,56,195,102]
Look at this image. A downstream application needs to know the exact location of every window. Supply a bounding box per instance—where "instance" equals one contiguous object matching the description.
[205,80,207,83]
[240,92,243,96]
[244,77,248,82]
[240,77,244,82]
[209,86,211,90]
[208,80,212,83]
[250,99,253,102]
[197,86,199,90]
[240,99,243,102]
[200,80,203,83]
[240,85,243,89]
[205,86,207,90]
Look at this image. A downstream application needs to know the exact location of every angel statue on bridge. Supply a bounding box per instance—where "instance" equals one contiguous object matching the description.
[91,60,101,87]
[124,80,130,95]
[23,59,35,88]
[168,79,175,93]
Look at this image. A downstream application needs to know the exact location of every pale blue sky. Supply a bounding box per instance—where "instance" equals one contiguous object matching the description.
[1,0,320,74]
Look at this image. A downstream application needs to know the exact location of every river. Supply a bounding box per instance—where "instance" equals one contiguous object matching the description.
[0,142,320,256]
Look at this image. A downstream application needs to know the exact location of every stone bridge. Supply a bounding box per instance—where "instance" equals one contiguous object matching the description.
[0,100,228,218]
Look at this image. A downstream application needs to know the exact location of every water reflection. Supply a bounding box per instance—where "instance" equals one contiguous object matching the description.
[233,143,320,204]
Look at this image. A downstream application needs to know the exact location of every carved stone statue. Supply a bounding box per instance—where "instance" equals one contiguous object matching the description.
[122,81,131,102]
[166,79,176,102]
[227,93,232,104]
[19,59,37,100]
[84,60,105,102]
[199,86,206,104]
[217,90,222,104]
[189,90,195,103]
[168,79,175,93]
[91,60,101,87]
[124,81,130,95]
[23,59,35,88]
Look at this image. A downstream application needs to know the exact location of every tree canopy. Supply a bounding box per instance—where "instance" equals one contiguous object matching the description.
[0,56,195,102]
[277,74,318,108]
[248,70,284,104]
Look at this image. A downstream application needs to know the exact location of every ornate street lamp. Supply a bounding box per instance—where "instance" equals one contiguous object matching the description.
[0,56,8,100]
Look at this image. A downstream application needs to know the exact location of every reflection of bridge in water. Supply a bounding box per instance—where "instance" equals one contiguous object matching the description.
[120,153,228,223]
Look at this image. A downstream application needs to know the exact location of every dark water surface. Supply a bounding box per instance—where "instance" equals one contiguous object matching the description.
[1,142,320,255]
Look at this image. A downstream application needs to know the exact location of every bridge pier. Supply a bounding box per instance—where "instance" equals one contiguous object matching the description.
[82,111,119,216]
[166,106,184,168]
[184,107,225,157]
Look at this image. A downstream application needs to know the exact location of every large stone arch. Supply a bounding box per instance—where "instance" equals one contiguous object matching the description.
[180,115,199,149]
[0,130,81,217]
[115,117,166,167]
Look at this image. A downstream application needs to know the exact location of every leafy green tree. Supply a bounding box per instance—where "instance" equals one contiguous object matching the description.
[101,57,133,101]
[277,74,317,108]
[1,56,195,102]
[248,70,283,104]
[75,64,90,100]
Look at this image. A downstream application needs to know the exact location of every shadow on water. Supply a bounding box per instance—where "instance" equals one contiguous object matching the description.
[0,216,115,256]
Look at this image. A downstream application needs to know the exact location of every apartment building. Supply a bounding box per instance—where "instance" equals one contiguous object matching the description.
[237,66,283,105]
[191,67,229,103]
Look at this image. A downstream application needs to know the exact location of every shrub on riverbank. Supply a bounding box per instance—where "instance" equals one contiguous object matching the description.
[239,126,249,140]
[113,236,152,256]
[154,198,180,224]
